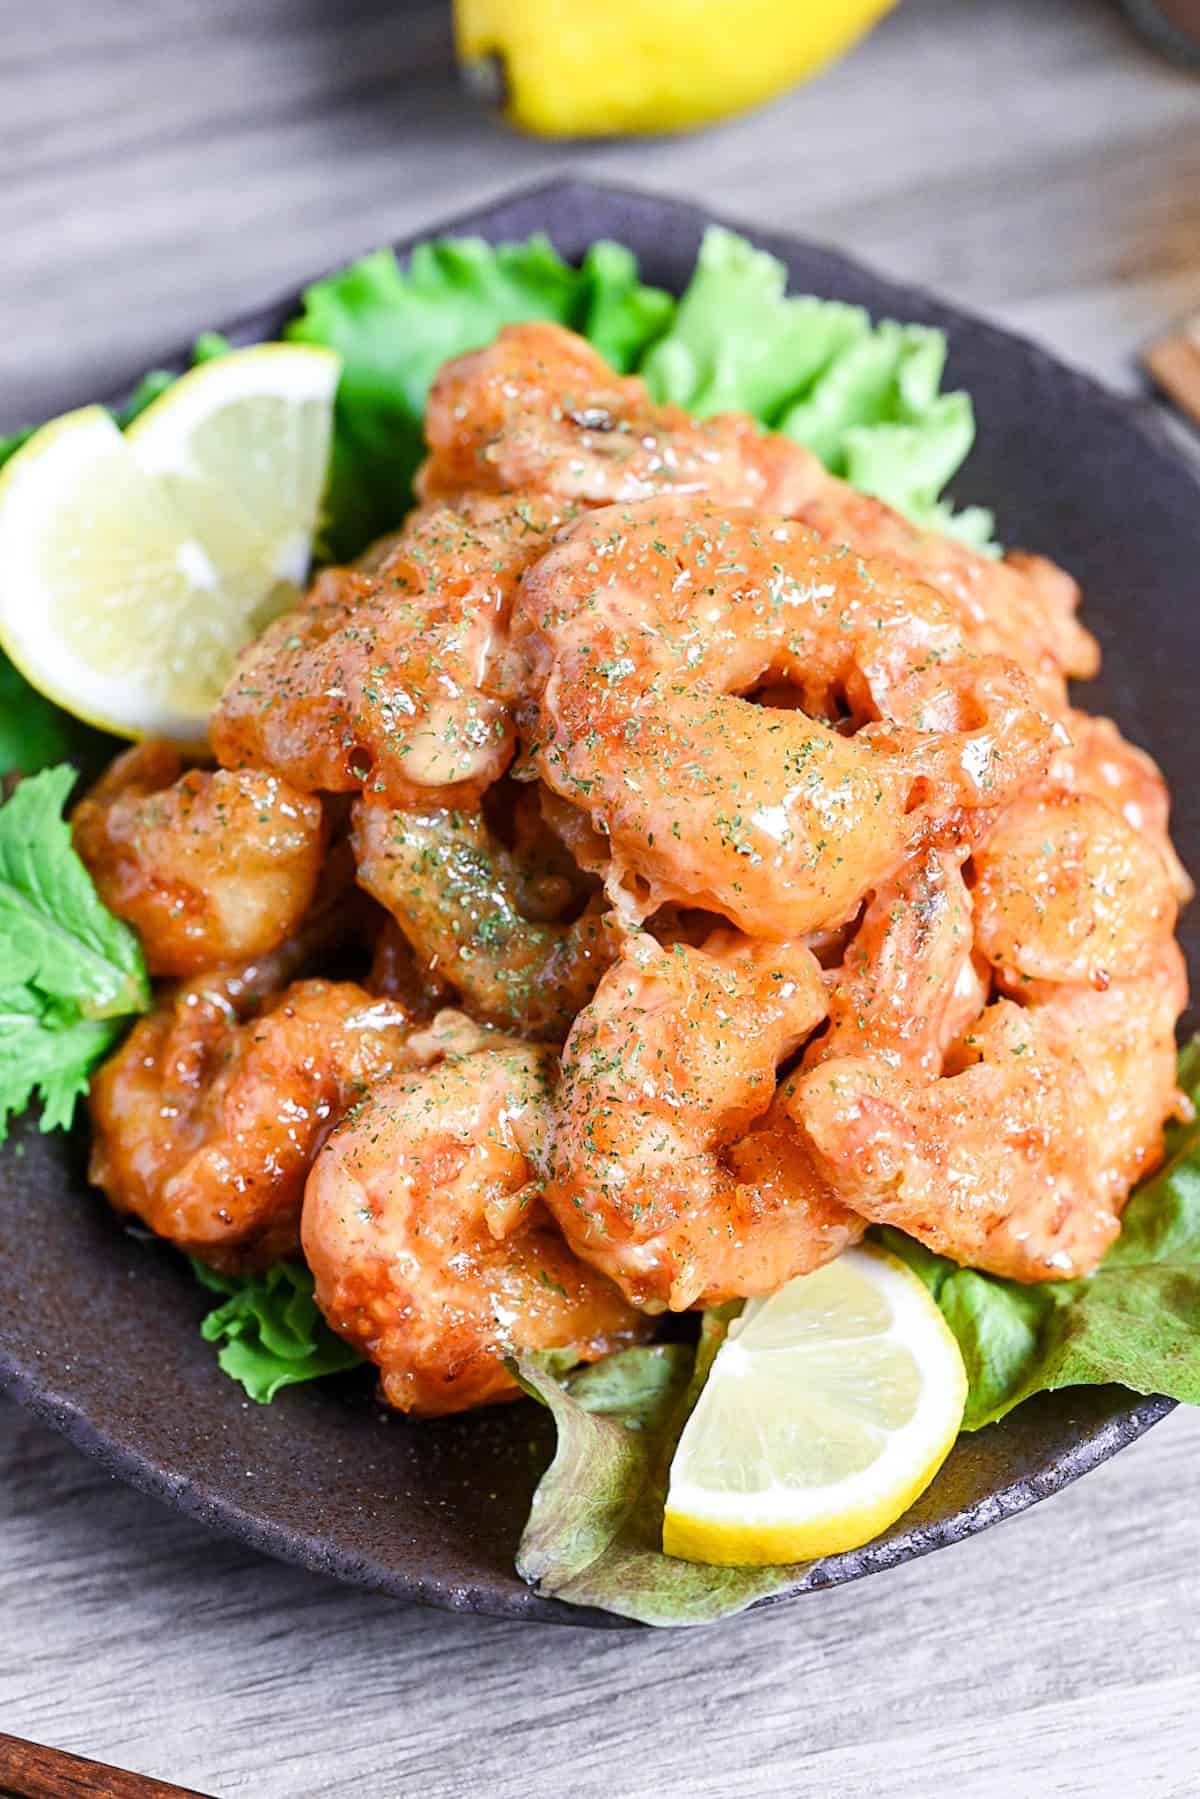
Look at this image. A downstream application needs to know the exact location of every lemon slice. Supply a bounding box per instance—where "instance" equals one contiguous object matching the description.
[0,344,339,744]
[663,1244,967,1566]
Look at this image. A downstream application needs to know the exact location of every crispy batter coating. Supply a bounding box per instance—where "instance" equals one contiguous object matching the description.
[971,788,1177,987]
[210,494,572,806]
[89,979,418,1271]
[352,794,617,1039]
[420,320,1097,701]
[808,845,984,1078]
[1048,710,1192,903]
[302,1042,647,1414]
[544,931,859,1312]
[792,939,1187,1283]
[72,742,325,977]
[513,496,1056,936]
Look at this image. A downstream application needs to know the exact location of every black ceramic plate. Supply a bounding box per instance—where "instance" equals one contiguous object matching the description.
[2,179,1198,1629]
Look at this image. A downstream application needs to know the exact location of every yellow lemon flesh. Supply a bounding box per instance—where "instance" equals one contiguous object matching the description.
[456,0,897,138]
[663,1244,967,1566]
[0,344,338,745]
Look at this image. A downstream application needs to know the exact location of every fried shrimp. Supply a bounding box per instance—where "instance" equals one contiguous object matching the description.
[513,496,1056,936]
[210,494,572,807]
[302,1043,646,1415]
[1048,710,1192,903]
[352,796,618,1038]
[792,932,1188,1283]
[544,930,860,1312]
[793,1002,1118,1281]
[419,320,1097,698]
[89,979,418,1271]
[809,846,984,1077]
[971,789,1177,987]
[1025,941,1187,1209]
[72,741,325,977]
[419,319,810,512]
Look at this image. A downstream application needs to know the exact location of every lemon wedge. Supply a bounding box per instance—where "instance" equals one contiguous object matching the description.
[663,1244,967,1566]
[0,344,339,744]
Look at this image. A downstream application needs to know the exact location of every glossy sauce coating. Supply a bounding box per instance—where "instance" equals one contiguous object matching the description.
[302,1043,647,1414]
[420,319,1098,702]
[972,788,1177,987]
[513,496,1056,936]
[72,741,325,977]
[793,1000,1120,1281]
[352,794,617,1038]
[545,930,860,1311]
[809,845,984,1077]
[89,979,418,1271]
[210,494,573,806]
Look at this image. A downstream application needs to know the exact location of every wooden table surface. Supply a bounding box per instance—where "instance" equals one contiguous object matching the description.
[3,2,1200,1794]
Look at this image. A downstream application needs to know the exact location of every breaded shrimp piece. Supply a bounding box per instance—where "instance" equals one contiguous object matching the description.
[302,1044,646,1415]
[792,1001,1119,1282]
[1048,710,1192,903]
[419,320,809,512]
[1023,940,1187,1209]
[971,789,1177,988]
[513,497,1056,937]
[794,489,1098,704]
[545,931,859,1312]
[792,927,1188,1283]
[72,741,325,977]
[419,320,1096,698]
[352,796,618,1039]
[89,979,418,1272]
[210,494,572,806]
[809,846,984,1078]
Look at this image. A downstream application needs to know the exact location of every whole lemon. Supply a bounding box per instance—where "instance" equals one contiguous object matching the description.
[456,0,898,138]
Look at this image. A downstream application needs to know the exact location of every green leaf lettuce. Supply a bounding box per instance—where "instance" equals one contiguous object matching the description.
[515,1310,816,1627]
[191,1260,364,1404]
[285,233,673,560]
[642,224,994,549]
[0,766,150,1141]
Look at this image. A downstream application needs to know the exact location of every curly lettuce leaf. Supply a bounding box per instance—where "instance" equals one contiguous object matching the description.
[515,1310,815,1626]
[882,1036,1200,1429]
[286,233,672,560]
[0,768,149,1140]
[575,240,675,373]
[0,983,125,1138]
[642,224,994,550]
[0,766,149,1021]
[643,225,867,421]
[191,1260,364,1403]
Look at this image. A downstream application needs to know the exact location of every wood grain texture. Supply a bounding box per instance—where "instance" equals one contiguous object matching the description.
[2,1,1200,1795]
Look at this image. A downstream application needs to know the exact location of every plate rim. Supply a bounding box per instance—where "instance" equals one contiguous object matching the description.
[1,173,1191,1628]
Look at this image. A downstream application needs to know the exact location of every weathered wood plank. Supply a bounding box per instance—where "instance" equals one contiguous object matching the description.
[3,1402,1199,1797]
